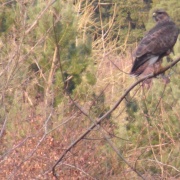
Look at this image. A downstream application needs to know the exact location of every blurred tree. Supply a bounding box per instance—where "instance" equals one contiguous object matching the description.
[26,0,95,107]
[91,0,151,48]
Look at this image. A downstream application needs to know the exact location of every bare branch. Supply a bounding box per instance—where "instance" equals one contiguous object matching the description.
[52,55,180,178]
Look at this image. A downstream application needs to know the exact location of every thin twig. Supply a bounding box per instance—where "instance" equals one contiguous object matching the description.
[0,115,8,138]
[147,159,180,173]
[25,0,57,35]
[152,83,167,116]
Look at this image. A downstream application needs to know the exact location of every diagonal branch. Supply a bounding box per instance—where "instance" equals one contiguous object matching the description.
[52,55,180,178]
[25,0,57,35]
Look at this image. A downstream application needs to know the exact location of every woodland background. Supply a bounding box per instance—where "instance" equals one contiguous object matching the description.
[0,0,180,179]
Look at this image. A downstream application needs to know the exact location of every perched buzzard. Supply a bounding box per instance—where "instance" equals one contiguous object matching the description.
[130,10,179,76]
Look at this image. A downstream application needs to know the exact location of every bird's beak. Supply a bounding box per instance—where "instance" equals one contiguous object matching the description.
[152,12,156,17]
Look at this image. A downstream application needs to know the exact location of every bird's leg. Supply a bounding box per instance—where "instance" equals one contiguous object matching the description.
[153,59,170,84]
[153,59,163,76]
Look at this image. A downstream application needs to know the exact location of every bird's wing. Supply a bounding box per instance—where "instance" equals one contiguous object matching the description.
[136,22,178,58]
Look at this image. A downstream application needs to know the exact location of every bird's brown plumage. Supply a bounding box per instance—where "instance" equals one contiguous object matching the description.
[130,10,179,76]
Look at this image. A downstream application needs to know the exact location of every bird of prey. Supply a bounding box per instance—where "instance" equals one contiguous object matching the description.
[130,9,179,76]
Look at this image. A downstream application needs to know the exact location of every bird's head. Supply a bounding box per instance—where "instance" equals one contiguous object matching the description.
[152,10,170,23]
